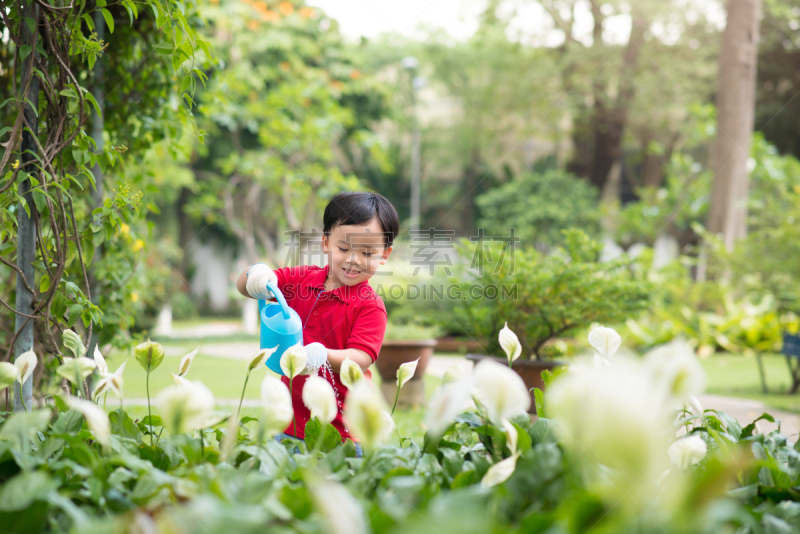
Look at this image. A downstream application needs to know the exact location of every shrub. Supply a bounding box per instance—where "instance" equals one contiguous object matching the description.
[443,229,650,359]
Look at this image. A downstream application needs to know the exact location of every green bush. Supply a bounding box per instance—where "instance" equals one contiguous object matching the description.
[442,229,650,359]
[475,169,600,249]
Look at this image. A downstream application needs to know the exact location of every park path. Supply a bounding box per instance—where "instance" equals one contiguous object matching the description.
[151,332,800,440]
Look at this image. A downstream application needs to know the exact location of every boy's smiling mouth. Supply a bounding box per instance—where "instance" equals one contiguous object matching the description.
[342,266,362,278]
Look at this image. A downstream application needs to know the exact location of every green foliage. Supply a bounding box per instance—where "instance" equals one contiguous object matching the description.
[440,229,650,359]
[383,323,442,341]
[475,169,601,249]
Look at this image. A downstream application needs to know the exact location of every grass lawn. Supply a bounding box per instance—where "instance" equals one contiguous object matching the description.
[701,353,800,413]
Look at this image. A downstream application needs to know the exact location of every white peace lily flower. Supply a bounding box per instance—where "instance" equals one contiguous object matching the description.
[0,362,18,391]
[668,435,707,469]
[593,353,612,369]
[178,347,200,377]
[441,365,469,385]
[302,376,337,424]
[588,326,622,358]
[65,396,111,447]
[548,357,670,486]
[63,329,86,358]
[471,359,531,423]
[249,346,277,373]
[481,454,519,488]
[339,358,364,390]
[170,373,192,387]
[92,377,114,399]
[309,480,368,534]
[645,339,706,409]
[281,344,308,379]
[502,419,518,455]
[396,359,419,388]
[14,350,37,384]
[196,411,228,429]
[344,381,395,449]
[109,360,126,397]
[156,380,216,434]
[425,378,473,437]
[260,375,294,436]
[56,357,97,382]
[498,322,522,364]
[93,345,108,375]
[688,395,703,417]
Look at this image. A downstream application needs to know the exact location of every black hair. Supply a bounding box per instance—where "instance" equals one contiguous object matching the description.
[323,192,400,248]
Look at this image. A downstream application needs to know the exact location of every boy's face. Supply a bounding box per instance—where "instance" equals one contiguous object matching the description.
[322,216,392,288]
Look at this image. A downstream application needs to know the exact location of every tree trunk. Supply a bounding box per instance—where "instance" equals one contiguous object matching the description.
[15,0,39,412]
[176,186,193,289]
[707,0,761,251]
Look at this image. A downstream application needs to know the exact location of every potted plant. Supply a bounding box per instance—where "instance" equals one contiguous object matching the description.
[457,229,651,413]
[375,323,441,407]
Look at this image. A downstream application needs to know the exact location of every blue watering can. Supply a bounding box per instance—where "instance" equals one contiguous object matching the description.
[258,281,303,376]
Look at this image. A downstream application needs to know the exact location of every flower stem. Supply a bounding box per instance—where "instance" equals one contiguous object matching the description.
[20,392,27,412]
[236,372,250,421]
[391,383,401,416]
[290,376,296,437]
[199,429,205,460]
[146,369,153,446]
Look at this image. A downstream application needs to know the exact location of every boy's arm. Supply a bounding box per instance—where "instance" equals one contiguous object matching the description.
[235,269,252,299]
[325,348,372,373]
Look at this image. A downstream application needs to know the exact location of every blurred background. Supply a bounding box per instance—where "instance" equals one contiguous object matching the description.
[4,0,800,419]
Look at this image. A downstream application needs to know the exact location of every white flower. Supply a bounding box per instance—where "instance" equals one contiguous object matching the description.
[498,322,522,364]
[178,346,199,377]
[396,359,419,388]
[110,360,127,396]
[441,365,469,385]
[340,358,364,390]
[65,396,111,447]
[645,340,706,409]
[688,395,703,417]
[481,454,519,488]
[135,340,165,372]
[344,381,395,449]
[502,419,518,455]
[309,480,368,534]
[156,380,216,434]
[471,359,530,423]
[14,350,37,384]
[170,373,192,386]
[281,344,307,379]
[63,329,86,358]
[260,375,293,436]
[588,326,621,358]
[547,357,669,485]
[0,362,18,391]
[425,378,473,437]
[92,377,116,399]
[249,346,277,373]
[302,376,337,424]
[56,357,97,382]
[93,345,108,375]
[668,435,707,468]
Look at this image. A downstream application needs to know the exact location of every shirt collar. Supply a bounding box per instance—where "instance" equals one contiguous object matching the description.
[302,264,368,303]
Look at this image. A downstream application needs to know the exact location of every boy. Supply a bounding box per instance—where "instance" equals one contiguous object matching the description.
[236,191,398,449]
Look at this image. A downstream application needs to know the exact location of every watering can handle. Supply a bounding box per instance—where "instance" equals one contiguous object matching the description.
[266,281,292,320]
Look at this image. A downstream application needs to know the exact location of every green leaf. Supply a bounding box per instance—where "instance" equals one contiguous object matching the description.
[52,408,84,435]
[101,8,114,33]
[154,41,174,54]
[303,419,342,453]
[82,13,94,31]
[39,274,51,293]
[19,45,32,62]
[83,92,101,118]
[0,472,59,511]
[109,409,142,443]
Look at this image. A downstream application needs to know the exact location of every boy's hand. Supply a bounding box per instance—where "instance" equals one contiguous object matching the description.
[246,263,278,300]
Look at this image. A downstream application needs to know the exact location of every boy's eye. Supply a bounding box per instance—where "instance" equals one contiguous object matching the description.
[338,247,348,252]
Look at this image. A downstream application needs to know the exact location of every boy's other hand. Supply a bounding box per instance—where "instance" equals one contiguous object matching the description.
[246,263,278,300]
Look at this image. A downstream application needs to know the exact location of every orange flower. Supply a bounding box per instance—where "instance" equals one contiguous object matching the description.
[331,80,343,90]
[262,9,280,21]
[209,0,219,4]
[349,69,361,80]
[302,98,311,107]
[253,1,267,12]
[279,61,291,71]
[240,0,251,3]
[278,1,294,15]
[298,7,315,18]
[247,20,260,30]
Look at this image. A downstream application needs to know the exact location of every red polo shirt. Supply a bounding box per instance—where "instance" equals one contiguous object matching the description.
[272,264,387,440]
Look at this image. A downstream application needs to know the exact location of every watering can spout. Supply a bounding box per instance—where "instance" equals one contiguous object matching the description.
[267,281,292,320]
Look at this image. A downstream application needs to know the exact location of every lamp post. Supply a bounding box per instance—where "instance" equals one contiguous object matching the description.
[402,57,426,236]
